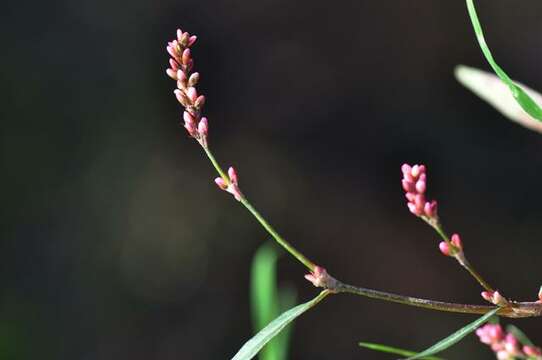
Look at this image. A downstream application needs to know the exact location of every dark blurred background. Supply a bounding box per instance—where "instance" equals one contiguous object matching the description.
[1,0,541,358]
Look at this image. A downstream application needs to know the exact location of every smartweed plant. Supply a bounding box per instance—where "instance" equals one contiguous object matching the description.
[165,1,542,358]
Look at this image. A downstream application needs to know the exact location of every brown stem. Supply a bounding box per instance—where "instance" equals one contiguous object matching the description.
[329,279,542,318]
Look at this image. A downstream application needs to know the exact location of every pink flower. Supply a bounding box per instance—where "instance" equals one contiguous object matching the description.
[401,163,438,219]
[214,166,243,201]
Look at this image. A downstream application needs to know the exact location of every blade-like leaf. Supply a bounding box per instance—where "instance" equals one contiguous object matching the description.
[505,325,534,347]
[274,286,297,360]
[455,65,542,134]
[359,342,444,360]
[232,291,329,360]
[465,0,542,121]
[405,308,499,360]
[250,242,297,360]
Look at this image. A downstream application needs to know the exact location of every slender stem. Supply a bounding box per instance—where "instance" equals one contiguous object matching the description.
[425,218,494,292]
[240,197,315,271]
[202,144,228,180]
[333,280,542,318]
[201,143,316,271]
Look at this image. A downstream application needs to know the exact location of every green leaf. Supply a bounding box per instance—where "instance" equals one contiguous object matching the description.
[232,291,329,360]
[405,308,499,360]
[465,0,542,121]
[455,65,542,134]
[505,325,534,347]
[250,242,297,360]
[359,342,444,360]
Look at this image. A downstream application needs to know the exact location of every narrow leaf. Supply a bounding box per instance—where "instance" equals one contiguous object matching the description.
[250,242,297,360]
[232,291,329,360]
[455,65,542,134]
[250,243,280,360]
[505,325,534,347]
[359,342,444,360]
[465,0,542,121]
[405,308,499,360]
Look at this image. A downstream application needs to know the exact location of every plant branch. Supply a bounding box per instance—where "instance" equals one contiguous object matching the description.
[201,144,316,271]
[424,217,495,293]
[332,280,542,319]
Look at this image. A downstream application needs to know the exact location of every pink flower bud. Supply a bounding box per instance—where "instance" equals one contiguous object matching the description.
[188,35,197,46]
[214,177,228,190]
[183,110,195,125]
[524,345,542,357]
[407,202,422,216]
[187,87,198,102]
[166,68,177,80]
[415,179,426,193]
[198,117,208,138]
[439,241,450,256]
[423,200,437,218]
[169,58,179,70]
[176,29,183,41]
[481,291,494,302]
[182,48,191,65]
[167,45,177,58]
[401,163,412,175]
[174,89,188,106]
[188,72,200,86]
[451,233,462,250]
[504,334,519,354]
[228,166,238,185]
[180,32,190,46]
[538,286,542,302]
[402,179,414,192]
[411,164,421,177]
[194,95,206,108]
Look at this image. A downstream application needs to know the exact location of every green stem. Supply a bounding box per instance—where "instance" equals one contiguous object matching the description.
[202,144,228,180]
[201,144,316,271]
[240,197,315,271]
[425,218,494,293]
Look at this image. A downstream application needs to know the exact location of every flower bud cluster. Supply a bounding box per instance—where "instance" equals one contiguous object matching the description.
[476,323,542,360]
[166,29,208,145]
[215,167,243,201]
[401,164,437,219]
[438,233,463,257]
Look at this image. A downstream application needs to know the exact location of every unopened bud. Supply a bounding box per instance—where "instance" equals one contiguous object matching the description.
[187,87,198,102]
[182,48,191,65]
[439,241,451,256]
[167,45,177,58]
[174,89,188,106]
[169,58,179,70]
[538,286,542,302]
[188,72,200,86]
[451,234,462,251]
[198,117,208,137]
[228,166,238,185]
[194,95,206,108]
[424,200,437,218]
[166,68,177,80]
[176,29,183,41]
[415,179,426,193]
[188,35,197,47]
[214,177,228,190]
[180,32,190,46]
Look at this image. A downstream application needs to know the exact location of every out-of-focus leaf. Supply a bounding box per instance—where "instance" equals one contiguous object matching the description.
[274,286,297,360]
[358,342,444,359]
[465,0,542,121]
[506,324,534,347]
[232,291,329,360]
[250,242,297,360]
[455,65,542,134]
[405,308,499,360]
